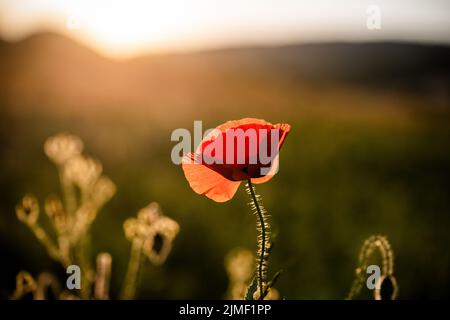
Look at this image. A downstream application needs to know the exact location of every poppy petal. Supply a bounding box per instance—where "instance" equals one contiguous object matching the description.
[274,123,291,149]
[251,155,278,184]
[182,154,241,202]
[251,123,290,184]
[216,118,272,132]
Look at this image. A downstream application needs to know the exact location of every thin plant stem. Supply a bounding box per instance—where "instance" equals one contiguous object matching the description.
[247,179,267,300]
[121,238,143,300]
[75,234,94,299]
[29,223,70,267]
[94,253,112,300]
[59,169,76,218]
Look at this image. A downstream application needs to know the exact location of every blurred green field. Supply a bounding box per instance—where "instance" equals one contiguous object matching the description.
[0,35,449,299]
[1,86,449,299]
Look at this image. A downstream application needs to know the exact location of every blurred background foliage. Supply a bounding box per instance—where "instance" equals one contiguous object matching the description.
[0,33,449,299]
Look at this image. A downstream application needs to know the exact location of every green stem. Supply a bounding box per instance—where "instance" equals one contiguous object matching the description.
[247,180,266,300]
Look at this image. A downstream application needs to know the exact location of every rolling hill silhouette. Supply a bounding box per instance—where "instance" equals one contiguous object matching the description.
[1,32,449,115]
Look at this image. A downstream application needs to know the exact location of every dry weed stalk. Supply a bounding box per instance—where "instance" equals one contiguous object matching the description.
[16,133,115,298]
[121,202,180,299]
[13,133,179,300]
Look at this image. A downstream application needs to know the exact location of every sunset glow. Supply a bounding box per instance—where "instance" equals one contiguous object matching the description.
[0,0,449,58]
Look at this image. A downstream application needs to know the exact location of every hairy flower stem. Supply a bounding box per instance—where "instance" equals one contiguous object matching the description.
[246,180,270,300]
[121,238,143,300]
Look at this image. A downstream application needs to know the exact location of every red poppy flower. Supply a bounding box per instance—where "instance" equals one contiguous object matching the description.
[182,118,291,202]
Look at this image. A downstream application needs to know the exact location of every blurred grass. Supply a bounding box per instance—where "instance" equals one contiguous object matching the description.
[0,82,449,299]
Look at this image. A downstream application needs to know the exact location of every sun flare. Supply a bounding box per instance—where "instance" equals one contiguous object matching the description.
[64,0,204,57]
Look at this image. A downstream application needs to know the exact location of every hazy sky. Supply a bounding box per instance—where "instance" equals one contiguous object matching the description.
[0,0,449,58]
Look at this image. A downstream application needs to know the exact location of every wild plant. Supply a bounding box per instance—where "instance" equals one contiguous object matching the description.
[347,235,398,300]
[182,118,290,300]
[12,133,179,300]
